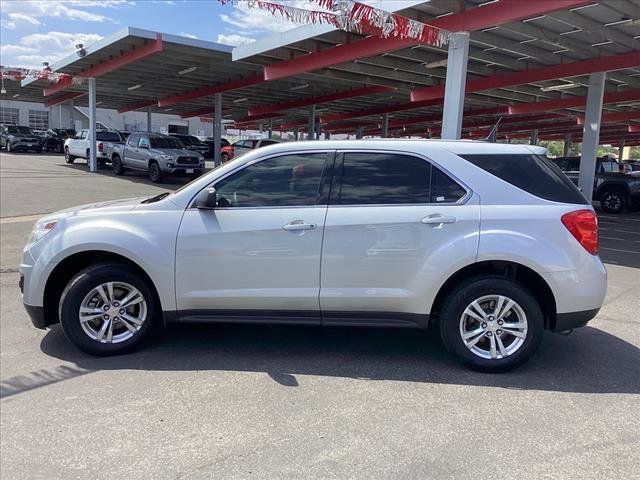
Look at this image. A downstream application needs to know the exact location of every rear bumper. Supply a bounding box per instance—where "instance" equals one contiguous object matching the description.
[553,308,600,332]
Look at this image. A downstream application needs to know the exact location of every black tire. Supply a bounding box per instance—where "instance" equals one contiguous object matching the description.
[148,161,163,183]
[59,263,159,356]
[6,142,11,153]
[221,153,229,163]
[112,155,125,175]
[64,147,75,164]
[600,190,626,214]
[439,275,544,373]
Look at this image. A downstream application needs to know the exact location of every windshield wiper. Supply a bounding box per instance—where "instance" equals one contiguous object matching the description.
[142,192,171,203]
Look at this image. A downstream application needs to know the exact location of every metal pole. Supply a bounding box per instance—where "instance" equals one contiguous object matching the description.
[356,127,364,139]
[294,128,299,141]
[441,32,470,140]
[213,93,222,167]
[382,113,389,138]
[579,72,606,202]
[308,105,316,140]
[88,77,97,172]
[147,107,152,132]
[618,138,626,161]
[530,129,538,145]
[268,118,273,139]
[563,133,572,157]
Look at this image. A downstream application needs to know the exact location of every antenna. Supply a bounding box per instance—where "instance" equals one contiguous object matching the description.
[486,116,502,143]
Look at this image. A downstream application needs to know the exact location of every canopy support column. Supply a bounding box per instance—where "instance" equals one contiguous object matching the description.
[530,129,538,145]
[563,133,572,156]
[88,77,97,172]
[146,107,152,132]
[382,113,389,138]
[441,32,470,140]
[268,118,273,139]
[308,105,316,140]
[213,93,222,167]
[579,72,606,202]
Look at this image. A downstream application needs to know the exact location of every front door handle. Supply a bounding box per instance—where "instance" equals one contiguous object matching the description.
[283,220,317,232]
[421,214,456,227]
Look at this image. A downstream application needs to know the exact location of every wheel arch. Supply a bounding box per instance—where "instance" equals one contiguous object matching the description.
[42,250,162,328]
[430,260,557,331]
[594,181,630,200]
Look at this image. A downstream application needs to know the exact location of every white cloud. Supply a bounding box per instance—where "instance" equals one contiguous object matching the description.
[219,1,322,35]
[1,31,104,68]
[0,1,134,25]
[6,12,42,27]
[216,34,256,46]
[180,32,198,39]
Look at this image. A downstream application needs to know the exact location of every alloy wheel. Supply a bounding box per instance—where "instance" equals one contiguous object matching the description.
[79,281,147,343]
[459,294,528,360]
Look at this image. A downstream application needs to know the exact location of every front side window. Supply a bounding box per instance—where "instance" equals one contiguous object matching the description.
[127,134,139,147]
[214,153,327,207]
[337,152,431,205]
[138,136,150,148]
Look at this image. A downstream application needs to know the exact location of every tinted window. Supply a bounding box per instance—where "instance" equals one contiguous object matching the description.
[138,136,150,148]
[553,157,580,172]
[127,134,139,147]
[430,167,467,203]
[259,140,278,147]
[96,131,121,142]
[214,153,327,207]
[601,161,620,173]
[462,154,587,205]
[337,153,430,205]
[150,136,183,149]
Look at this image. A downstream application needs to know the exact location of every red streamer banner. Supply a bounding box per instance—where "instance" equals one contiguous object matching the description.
[0,67,74,83]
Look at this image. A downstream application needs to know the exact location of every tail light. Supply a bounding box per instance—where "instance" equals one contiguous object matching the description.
[561,209,599,255]
[98,142,104,152]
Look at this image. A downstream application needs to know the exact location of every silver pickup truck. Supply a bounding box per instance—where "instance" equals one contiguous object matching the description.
[110,132,205,183]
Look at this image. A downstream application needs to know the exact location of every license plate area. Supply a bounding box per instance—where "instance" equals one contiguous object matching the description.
[186,168,194,174]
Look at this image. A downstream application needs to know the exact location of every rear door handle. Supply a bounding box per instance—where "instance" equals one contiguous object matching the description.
[283,220,317,232]
[421,214,456,227]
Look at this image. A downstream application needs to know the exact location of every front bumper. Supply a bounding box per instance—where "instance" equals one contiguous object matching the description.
[9,142,42,151]
[19,273,47,329]
[553,308,600,332]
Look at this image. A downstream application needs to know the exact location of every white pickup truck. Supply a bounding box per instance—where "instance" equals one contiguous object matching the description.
[64,129,123,165]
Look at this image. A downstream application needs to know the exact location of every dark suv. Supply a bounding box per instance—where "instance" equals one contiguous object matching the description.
[552,156,640,213]
[0,125,43,153]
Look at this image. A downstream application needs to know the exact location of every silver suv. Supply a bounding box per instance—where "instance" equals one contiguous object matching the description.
[20,140,606,371]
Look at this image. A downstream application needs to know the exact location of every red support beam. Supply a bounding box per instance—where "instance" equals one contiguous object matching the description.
[44,33,163,96]
[577,110,640,124]
[117,99,157,114]
[157,73,264,107]
[44,91,86,107]
[320,98,442,124]
[248,85,394,117]
[412,51,640,102]
[508,89,640,115]
[629,124,640,133]
[263,0,591,81]
[180,107,215,119]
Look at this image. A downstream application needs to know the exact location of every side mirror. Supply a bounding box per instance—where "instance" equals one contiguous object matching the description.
[140,143,149,149]
[194,187,217,210]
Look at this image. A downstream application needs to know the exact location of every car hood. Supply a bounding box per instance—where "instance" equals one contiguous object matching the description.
[150,148,200,157]
[41,197,146,221]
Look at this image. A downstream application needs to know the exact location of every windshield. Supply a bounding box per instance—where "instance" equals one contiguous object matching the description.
[7,126,32,135]
[150,136,184,149]
[96,131,122,142]
[187,136,203,145]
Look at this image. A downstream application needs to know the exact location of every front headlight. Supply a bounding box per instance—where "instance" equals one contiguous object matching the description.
[27,219,58,247]
[159,154,173,160]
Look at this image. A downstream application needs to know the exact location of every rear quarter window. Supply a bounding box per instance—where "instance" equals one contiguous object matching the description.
[461,154,587,205]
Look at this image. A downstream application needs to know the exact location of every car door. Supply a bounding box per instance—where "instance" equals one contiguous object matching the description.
[136,134,152,169]
[175,150,334,321]
[319,151,480,326]
[123,134,141,169]
[71,130,86,157]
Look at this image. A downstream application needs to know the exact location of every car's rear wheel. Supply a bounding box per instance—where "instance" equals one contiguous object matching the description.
[221,152,229,163]
[59,263,158,355]
[148,162,163,183]
[600,190,626,214]
[64,147,75,164]
[112,155,125,175]
[6,142,11,153]
[439,276,544,372]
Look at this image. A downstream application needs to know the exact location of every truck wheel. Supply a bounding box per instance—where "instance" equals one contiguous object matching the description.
[58,263,159,355]
[148,162,163,183]
[6,142,11,153]
[112,156,125,175]
[439,275,544,372]
[221,153,229,163]
[600,190,626,214]
[65,147,75,164]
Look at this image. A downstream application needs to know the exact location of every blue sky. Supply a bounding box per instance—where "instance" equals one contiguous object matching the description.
[0,0,307,69]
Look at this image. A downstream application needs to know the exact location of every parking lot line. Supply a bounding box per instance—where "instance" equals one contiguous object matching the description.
[0,214,46,224]
[600,247,640,255]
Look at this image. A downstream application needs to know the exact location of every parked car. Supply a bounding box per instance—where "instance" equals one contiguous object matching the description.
[20,140,607,372]
[41,128,76,153]
[0,125,44,153]
[64,129,124,166]
[168,134,210,157]
[231,138,279,157]
[621,161,640,174]
[203,137,233,161]
[110,132,204,183]
[118,131,131,140]
[552,156,640,213]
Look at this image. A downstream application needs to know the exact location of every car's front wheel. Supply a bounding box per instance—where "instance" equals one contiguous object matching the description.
[600,190,626,214]
[148,162,163,183]
[64,148,75,164]
[112,155,125,175]
[6,142,11,152]
[439,276,543,372]
[59,263,158,355]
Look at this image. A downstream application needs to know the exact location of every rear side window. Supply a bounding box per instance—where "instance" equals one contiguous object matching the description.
[431,166,467,203]
[96,131,121,142]
[461,154,587,205]
[337,153,431,204]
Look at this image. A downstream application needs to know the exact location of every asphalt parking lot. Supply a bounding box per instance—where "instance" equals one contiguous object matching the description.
[1,152,639,479]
